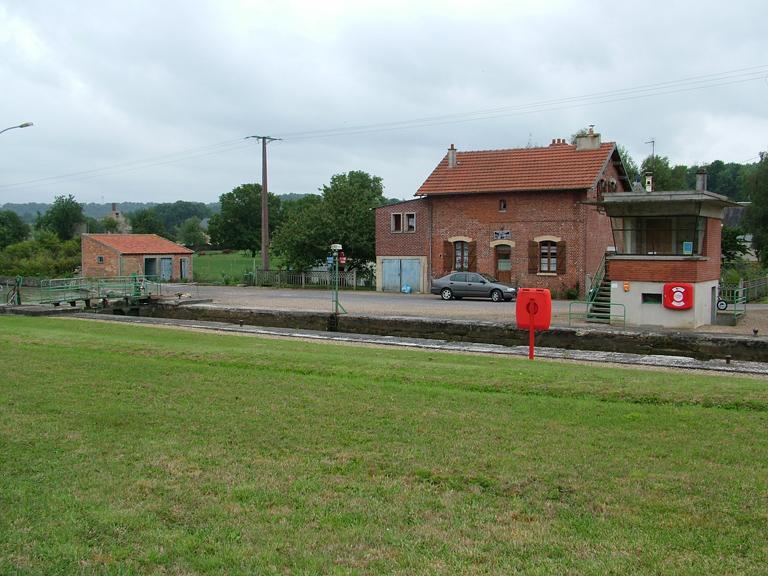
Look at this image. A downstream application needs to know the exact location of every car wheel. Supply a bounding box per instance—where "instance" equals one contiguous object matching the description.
[440,288,453,300]
[490,289,503,302]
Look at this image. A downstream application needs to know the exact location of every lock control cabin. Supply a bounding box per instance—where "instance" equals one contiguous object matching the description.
[594,170,737,329]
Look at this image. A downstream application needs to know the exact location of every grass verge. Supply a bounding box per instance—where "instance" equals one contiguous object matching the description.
[1,316,767,574]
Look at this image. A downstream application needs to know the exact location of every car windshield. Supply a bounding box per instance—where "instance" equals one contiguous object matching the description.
[480,273,498,283]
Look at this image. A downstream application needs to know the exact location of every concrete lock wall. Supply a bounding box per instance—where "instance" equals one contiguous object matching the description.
[611,280,718,329]
[142,303,768,362]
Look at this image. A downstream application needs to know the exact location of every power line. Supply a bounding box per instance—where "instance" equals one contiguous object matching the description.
[0,139,252,190]
[279,64,768,140]
[2,63,766,190]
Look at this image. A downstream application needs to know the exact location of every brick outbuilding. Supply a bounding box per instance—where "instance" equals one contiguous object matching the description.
[375,129,630,296]
[81,234,193,280]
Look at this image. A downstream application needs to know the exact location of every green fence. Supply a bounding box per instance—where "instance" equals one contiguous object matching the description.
[720,277,768,303]
[567,301,626,327]
[39,276,162,305]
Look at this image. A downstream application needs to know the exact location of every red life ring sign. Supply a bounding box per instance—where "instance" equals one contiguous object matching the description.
[663,283,694,310]
[516,288,552,329]
[516,288,552,361]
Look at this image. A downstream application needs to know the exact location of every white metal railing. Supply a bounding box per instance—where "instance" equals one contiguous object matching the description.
[244,269,364,289]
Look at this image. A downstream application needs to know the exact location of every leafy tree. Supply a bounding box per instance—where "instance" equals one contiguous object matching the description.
[85,217,105,233]
[0,231,80,277]
[639,156,691,191]
[208,184,281,257]
[322,171,385,268]
[744,153,768,261]
[35,194,85,241]
[128,208,166,236]
[616,144,639,184]
[0,210,30,250]
[272,171,385,271]
[721,226,749,262]
[101,217,120,233]
[669,165,688,190]
[153,201,211,236]
[176,216,206,247]
[271,195,326,270]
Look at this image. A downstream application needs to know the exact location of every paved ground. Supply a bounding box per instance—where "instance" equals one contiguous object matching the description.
[175,284,768,337]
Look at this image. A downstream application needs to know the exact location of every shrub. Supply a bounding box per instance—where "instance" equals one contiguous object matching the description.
[0,234,81,278]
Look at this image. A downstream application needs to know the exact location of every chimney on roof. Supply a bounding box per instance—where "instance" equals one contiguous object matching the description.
[575,126,601,151]
[447,144,457,168]
[695,167,708,191]
[111,202,117,212]
[644,171,654,192]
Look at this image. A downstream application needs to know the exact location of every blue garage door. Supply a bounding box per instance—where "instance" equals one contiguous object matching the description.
[382,259,421,292]
[160,257,173,281]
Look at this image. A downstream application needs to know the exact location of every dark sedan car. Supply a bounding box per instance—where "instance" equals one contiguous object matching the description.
[431,272,517,302]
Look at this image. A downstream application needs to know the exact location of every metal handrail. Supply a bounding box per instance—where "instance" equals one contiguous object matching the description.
[721,277,768,303]
[732,287,747,319]
[568,301,626,327]
[587,252,608,305]
[39,275,161,304]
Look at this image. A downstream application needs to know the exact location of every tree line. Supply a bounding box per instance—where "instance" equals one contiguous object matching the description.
[0,172,388,277]
[1,149,766,279]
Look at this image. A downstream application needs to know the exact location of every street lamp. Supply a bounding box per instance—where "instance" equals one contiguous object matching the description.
[0,122,34,135]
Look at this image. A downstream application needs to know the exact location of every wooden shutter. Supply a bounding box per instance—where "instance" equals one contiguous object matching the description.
[468,241,477,272]
[443,240,453,274]
[556,242,567,274]
[528,241,539,274]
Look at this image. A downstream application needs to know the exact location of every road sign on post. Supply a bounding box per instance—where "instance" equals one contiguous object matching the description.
[516,288,552,359]
[329,244,347,316]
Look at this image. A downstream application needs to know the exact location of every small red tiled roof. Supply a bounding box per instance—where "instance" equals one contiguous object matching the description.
[416,141,616,196]
[86,234,193,254]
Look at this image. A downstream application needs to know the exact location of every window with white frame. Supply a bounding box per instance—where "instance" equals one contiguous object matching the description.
[454,241,470,271]
[539,241,557,272]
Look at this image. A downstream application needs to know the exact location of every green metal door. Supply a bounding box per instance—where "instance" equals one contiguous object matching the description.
[144,258,157,277]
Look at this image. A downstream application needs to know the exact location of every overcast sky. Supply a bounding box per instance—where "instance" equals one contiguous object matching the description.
[1,0,766,205]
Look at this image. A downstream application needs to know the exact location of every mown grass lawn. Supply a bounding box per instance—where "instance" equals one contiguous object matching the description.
[192,251,259,284]
[1,316,767,575]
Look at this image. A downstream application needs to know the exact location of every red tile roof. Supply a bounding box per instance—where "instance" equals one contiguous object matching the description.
[416,141,617,196]
[86,234,193,254]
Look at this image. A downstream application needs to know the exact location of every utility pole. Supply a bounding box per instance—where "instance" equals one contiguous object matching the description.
[246,135,280,271]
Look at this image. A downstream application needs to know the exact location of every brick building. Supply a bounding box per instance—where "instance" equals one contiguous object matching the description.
[81,234,193,280]
[594,169,736,328]
[375,129,630,296]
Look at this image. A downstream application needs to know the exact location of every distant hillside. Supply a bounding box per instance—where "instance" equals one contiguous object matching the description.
[1,196,311,222]
[1,202,160,223]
